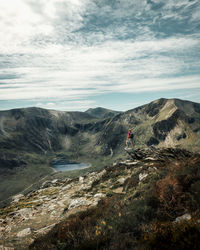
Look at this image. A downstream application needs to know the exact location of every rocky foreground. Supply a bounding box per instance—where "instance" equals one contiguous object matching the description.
[1,147,200,249]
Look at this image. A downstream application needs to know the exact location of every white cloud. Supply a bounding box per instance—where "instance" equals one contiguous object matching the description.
[0,35,199,102]
[35,99,95,111]
[0,0,199,111]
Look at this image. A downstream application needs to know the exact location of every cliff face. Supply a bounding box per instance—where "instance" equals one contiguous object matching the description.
[0,147,199,249]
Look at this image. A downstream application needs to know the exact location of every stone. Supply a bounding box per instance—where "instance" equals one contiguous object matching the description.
[48,204,56,211]
[12,194,24,203]
[175,213,191,223]
[112,187,124,194]
[34,224,56,236]
[18,208,32,217]
[51,179,58,184]
[94,193,106,199]
[41,181,52,189]
[61,184,71,191]
[68,198,92,210]
[0,246,14,250]
[17,228,31,237]
[139,172,148,181]
[117,177,126,185]
[79,176,84,183]
[97,169,106,179]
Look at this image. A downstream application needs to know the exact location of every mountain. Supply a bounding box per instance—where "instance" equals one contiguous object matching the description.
[0,107,98,153]
[96,98,200,155]
[1,147,200,249]
[85,107,121,119]
[0,98,200,202]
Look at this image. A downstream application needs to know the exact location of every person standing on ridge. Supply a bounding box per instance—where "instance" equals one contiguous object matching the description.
[126,128,134,148]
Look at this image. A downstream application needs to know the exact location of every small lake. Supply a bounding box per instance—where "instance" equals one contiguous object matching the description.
[52,160,90,172]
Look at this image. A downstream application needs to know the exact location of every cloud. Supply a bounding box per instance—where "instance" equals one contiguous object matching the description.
[0,0,199,111]
[0,36,199,100]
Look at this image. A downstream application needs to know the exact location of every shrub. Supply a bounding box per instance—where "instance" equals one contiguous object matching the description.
[142,220,200,250]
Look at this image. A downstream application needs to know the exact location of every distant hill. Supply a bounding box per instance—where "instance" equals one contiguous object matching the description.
[85,107,121,119]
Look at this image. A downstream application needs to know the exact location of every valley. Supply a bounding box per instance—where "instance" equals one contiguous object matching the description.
[0,98,200,203]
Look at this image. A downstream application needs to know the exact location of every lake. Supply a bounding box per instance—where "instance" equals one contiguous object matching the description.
[52,161,90,172]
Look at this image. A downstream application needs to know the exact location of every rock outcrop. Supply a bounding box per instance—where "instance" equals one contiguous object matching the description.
[1,147,199,249]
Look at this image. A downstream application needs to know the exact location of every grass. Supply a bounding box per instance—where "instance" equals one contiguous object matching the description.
[0,152,53,204]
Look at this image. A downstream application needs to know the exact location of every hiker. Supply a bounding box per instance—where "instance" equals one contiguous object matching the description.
[126,128,134,148]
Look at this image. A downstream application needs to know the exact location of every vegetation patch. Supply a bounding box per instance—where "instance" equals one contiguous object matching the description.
[30,150,200,249]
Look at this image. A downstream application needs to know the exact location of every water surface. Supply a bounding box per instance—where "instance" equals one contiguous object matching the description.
[52,162,89,172]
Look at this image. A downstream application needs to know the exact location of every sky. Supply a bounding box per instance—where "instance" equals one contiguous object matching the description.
[0,0,200,112]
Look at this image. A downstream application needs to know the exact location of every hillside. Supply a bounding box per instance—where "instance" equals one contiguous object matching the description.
[85,107,121,119]
[0,147,199,249]
[96,98,200,155]
[0,98,200,202]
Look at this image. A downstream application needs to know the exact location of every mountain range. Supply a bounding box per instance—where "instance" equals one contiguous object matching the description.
[0,98,200,202]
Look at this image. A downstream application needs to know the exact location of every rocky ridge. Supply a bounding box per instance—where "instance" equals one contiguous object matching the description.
[1,147,200,249]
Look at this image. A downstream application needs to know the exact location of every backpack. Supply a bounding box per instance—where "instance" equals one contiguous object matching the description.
[129,133,134,139]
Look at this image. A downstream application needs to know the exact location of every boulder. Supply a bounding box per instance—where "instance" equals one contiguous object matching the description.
[12,194,24,203]
[94,193,106,199]
[117,177,127,185]
[79,176,84,183]
[34,224,56,236]
[17,228,31,237]
[41,181,52,189]
[175,213,191,223]
[61,184,72,191]
[18,208,32,217]
[139,172,148,181]
[68,198,92,210]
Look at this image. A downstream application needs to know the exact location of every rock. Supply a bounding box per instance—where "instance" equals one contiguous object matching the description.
[97,169,107,178]
[63,178,72,184]
[51,179,59,186]
[0,246,14,250]
[18,208,32,217]
[61,184,72,191]
[12,194,24,203]
[80,183,92,191]
[117,177,126,185]
[51,179,58,184]
[112,187,124,194]
[68,198,92,210]
[17,228,31,237]
[48,204,56,211]
[79,176,84,183]
[57,201,65,207]
[124,147,134,153]
[175,213,191,223]
[34,224,56,236]
[139,172,148,181]
[41,181,52,189]
[94,193,106,199]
